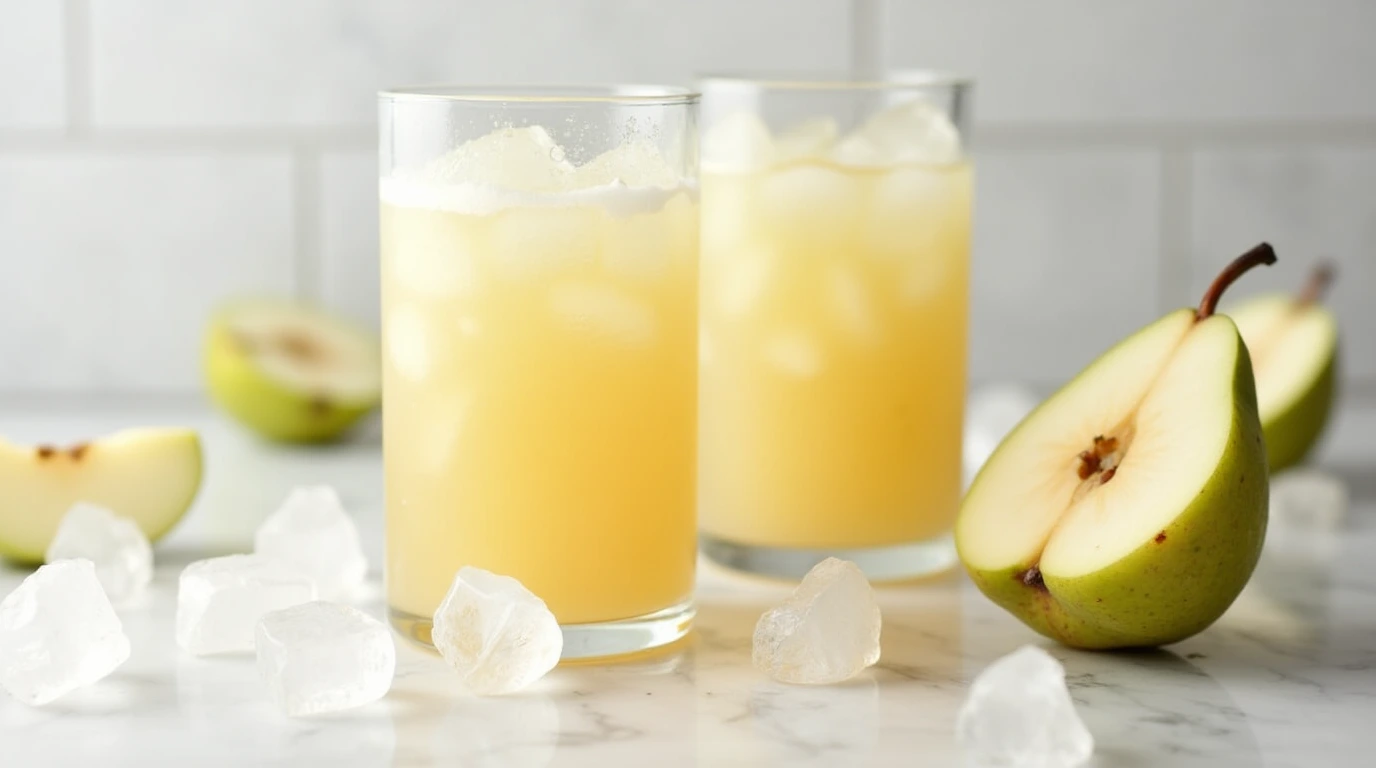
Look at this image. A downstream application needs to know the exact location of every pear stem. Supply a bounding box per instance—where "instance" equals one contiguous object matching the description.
[1297,260,1336,306]
[1196,243,1278,320]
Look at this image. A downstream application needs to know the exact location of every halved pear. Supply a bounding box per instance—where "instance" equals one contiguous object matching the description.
[957,246,1275,649]
[204,299,381,443]
[1229,263,1339,471]
[0,428,202,563]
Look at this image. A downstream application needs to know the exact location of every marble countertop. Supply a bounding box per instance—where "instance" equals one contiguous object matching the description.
[1,398,1374,767]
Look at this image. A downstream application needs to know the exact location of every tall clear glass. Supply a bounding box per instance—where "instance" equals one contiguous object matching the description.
[380,86,699,658]
[697,74,973,580]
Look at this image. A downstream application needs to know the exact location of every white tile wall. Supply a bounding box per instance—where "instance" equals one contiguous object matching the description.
[971,149,1162,383]
[1189,148,1376,380]
[0,3,65,128]
[0,150,295,392]
[89,0,850,127]
[0,0,1373,396]
[320,150,380,324]
[887,0,1376,124]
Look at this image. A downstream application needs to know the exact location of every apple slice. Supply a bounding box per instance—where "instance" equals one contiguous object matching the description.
[0,428,202,563]
[958,246,1274,649]
[1228,263,1339,471]
[204,299,381,443]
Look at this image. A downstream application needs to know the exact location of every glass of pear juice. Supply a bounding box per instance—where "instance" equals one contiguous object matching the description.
[696,74,973,580]
[379,86,700,659]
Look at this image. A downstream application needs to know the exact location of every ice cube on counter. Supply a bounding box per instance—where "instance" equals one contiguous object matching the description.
[752,557,881,684]
[177,555,317,656]
[45,502,153,607]
[254,486,368,601]
[431,567,562,695]
[956,645,1094,768]
[0,560,131,705]
[255,601,395,717]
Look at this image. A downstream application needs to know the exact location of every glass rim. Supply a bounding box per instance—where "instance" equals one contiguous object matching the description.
[696,69,973,91]
[379,84,700,105]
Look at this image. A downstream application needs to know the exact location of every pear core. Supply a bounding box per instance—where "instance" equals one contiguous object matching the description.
[961,311,1237,579]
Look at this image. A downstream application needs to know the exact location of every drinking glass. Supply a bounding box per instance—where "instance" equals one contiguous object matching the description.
[380,85,699,658]
[697,74,972,579]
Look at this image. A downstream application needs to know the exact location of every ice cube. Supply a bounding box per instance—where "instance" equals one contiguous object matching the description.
[549,282,657,347]
[423,125,574,192]
[489,206,601,279]
[702,112,775,172]
[759,166,860,226]
[765,332,824,379]
[775,117,839,162]
[715,249,775,317]
[868,167,960,257]
[602,211,674,282]
[964,385,1041,488]
[826,266,880,344]
[700,177,757,254]
[254,486,369,601]
[956,645,1094,768]
[1270,469,1349,529]
[385,304,432,382]
[752,557,881,684]
[177,555,317,656]
[44,503,153,607]
[255,601,395,717]
[431,566,562,695]
[386,225,478,299]
[833,99,963,167]
[407,392,472,475]
[0,560,131,705]
[699,329,716,365]
[574,140,679,188]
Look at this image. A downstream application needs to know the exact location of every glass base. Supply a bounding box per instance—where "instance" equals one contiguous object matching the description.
[700,531,958,581]
[389,599,695,661]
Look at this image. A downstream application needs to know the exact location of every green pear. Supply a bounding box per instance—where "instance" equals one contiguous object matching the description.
[957,245,1275,649]
[1228,263,1339,471]
[204,299,381,443]
[0,427,202,563]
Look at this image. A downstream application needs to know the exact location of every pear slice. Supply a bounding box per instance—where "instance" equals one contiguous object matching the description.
[204,299,381,443]
[1229,263,1339,471]
[0,428,202,563]
[957,245,1275,649]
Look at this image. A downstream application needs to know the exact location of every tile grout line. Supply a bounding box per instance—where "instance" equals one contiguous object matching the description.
[0,127,374,152]
[1157,145,1193,314]
[971,121,1376,149]
[292,146,323,303]
[849,0,886,77]
[62,0,91,134]
[0,122,1373,153]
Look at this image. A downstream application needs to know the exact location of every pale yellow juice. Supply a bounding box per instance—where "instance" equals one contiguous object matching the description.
[699,159,971,549]
[382,189,698,625]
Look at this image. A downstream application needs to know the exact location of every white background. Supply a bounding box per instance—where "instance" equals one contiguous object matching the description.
[0,0,1372,398]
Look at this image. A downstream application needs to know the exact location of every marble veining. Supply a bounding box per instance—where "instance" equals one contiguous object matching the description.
[0,402,1373,767]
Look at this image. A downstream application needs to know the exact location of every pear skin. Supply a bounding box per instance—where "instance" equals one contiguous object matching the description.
[958,246,1275,649]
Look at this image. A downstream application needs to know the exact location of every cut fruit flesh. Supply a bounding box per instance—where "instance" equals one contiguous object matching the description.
[1041,317,1238,577]
[223,301,381,403]
[1229,295,1338,423]
[958,311,1241,578]
[205,300,382,443]
[0,428,202,562]
[959,309,1192,570]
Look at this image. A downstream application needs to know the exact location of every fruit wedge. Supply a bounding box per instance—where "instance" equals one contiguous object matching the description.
[0,427,202,563]
[1229,263,1339,471]
[204,299,381,443]
[957,245,1275,649]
